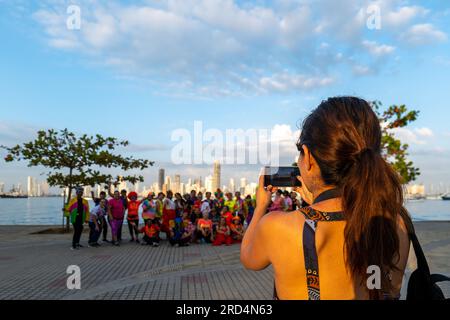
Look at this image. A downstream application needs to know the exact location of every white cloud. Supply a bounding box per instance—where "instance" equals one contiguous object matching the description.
[401,24,447,45]
[25,0,447,96]
[383,5,429,28]
[352,64,372,76]
[258,73,335,93]
[390,127,434,145]
[362,40,395,57]
[415,127,433,138]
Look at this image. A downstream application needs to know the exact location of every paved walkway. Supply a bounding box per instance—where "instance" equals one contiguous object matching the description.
[0,222,448,300]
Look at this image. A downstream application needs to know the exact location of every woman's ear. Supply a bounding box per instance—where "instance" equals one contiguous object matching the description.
[302,145,313,172]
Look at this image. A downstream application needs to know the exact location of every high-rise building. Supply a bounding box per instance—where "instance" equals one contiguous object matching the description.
[204,175,213,193]
[240,177,247,194]
[174,175,181,193]
[0,182,4,194]
[17,183,23,195]
[40,181,50,196]
[229,178,235,194]
[212,160,221,192]
[27,176,36,197]
[180,183,185,195]
[158,169,165,191]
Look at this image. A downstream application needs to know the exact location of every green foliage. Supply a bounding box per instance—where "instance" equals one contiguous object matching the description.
[2,129,154,203]
[370,101,420,184]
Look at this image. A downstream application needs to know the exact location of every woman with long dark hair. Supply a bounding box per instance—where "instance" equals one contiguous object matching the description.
[241,96,412,300]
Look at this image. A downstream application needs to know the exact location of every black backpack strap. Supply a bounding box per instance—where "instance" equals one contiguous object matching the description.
[406,222,450,300]
[431,274,450,283]
[409,230,432,276]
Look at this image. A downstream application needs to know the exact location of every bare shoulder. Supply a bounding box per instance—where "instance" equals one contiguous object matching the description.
[258,210,304,234]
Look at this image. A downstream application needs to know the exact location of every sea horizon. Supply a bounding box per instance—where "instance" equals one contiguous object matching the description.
[1,197,449,226]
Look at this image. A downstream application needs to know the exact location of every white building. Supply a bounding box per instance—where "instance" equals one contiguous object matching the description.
[204,175,213,193]
[229,178,235,193]
[407,184,425,196]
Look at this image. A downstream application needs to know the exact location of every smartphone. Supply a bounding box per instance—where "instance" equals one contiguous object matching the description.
[263,166,301,187]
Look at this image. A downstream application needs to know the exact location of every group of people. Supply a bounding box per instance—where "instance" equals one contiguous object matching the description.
[65,186,286,250]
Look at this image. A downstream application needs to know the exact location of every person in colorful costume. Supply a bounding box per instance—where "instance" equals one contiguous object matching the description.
[221,206,233,227]
[162,191,176,237]
[196,212,213,243]
[88,198,106,247]
[142,192,157,223]
[91,190,110,243]
[234,191,248,224]
[212,217,233,246]
[127,191,141,243]
[210,208,221,233]
[224,193,237,214]
[108,190,125,246]
[155,192,165,220]
[182,212,196,244]
[140,219,160,247]
[244,195,256,226]
[230,216,245,243]
[174,193,186,218]
[214,189,225,211]
[65,187,90,250]
[169,216,189,247]
[268,189,285,212]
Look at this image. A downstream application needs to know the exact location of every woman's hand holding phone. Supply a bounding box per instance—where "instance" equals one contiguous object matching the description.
[257,175,277,211]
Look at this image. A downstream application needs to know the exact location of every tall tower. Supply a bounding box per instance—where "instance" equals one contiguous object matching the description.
[174,175,181,193]
[27,176,34,197]
[212,160,221,192]
[229,178,235,194]
[240,177,247,194]
[158,169,165,192]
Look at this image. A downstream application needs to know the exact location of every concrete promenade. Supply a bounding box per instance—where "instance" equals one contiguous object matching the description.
[0,221,448,300]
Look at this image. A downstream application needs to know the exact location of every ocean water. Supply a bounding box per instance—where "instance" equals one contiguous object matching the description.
[0,197,449,225]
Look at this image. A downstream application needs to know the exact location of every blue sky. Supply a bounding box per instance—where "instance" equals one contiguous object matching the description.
[0,0,450,192]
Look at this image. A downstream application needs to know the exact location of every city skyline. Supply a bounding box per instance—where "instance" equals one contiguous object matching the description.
[2,168,449,198]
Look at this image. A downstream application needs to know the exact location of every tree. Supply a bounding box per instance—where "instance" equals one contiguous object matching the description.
[370,101,420,184]
[2,129,154,229]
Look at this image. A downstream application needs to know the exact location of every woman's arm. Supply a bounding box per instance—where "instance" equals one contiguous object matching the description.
[240,176,273,271]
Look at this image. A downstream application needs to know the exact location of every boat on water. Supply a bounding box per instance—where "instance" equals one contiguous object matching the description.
[442,194,450,201]
[0,186,28,199]
[0,194,28,199]
[405,194,426,202]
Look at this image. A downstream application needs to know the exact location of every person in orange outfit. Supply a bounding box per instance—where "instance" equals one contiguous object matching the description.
[213,217,233,246]
[139,219,160,247]
[127,191,141,243]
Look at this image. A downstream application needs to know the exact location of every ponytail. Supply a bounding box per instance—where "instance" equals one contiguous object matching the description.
[341,148,407,299]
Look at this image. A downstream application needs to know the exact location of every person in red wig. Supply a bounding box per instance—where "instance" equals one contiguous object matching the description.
[127,191,141,243]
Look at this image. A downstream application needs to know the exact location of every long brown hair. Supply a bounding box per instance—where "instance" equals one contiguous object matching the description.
[297,96,412,299]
